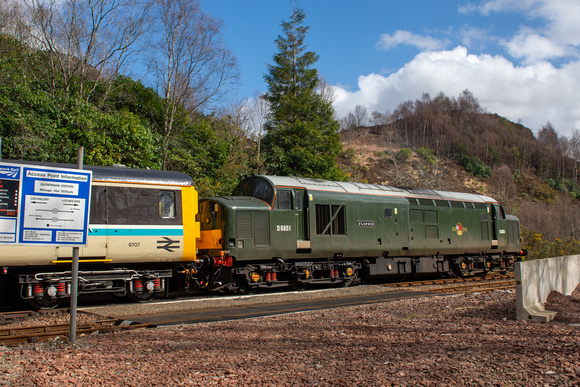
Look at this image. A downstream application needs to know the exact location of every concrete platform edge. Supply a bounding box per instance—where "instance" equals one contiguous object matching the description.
[515,255,580,322]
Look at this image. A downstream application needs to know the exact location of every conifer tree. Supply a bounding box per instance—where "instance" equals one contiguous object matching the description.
[262,7,344,180]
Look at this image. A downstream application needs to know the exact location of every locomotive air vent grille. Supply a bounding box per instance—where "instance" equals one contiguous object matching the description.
[254,212,270,246]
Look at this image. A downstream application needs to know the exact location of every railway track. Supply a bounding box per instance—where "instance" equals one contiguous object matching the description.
[384,272,515,293]
[0,310,154,347]
[0,273,516,346]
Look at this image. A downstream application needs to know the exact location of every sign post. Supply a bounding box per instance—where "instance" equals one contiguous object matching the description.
[69,148,84,343]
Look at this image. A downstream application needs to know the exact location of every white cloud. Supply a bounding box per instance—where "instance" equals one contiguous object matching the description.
[332,47,580,137]
[502,29,567,63]
[459,0,540,16]
[377,30,446,51]
[333,0,580,137]
[461,0,580,62]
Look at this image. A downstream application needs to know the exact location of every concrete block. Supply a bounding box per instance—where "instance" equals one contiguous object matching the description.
[515,255,580,322]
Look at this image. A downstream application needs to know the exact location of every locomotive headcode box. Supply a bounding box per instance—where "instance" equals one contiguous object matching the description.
[0,162,92,246]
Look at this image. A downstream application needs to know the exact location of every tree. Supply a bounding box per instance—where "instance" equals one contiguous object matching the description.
[25,0,149,103]
[235,92,269,169]
[147,0,239,168]
[261,7,344,180]
[568,129,580,181]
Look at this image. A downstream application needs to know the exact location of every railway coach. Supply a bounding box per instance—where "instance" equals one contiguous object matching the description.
[194,175,524,293]
[0,160,200,308]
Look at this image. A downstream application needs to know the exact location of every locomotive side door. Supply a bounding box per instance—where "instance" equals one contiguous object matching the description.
[295,189,310,251]
[491,204,507,248]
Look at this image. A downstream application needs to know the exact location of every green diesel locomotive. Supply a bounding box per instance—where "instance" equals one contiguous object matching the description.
[194,175,524,292]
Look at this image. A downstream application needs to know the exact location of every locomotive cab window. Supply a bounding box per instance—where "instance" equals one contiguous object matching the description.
[276,190,292,210]
[159,191,176,218]
[233,177,275,206]
[493,204,506,219]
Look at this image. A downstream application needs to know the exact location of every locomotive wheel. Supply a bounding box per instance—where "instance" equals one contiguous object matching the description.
[27,297,61,310]
[289,282,309,291]
[236,285,257,295]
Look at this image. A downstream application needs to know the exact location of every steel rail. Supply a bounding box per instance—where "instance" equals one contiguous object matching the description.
[0,318,155,346]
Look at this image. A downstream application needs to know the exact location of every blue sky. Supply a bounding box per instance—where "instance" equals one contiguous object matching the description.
[200,0,580,137]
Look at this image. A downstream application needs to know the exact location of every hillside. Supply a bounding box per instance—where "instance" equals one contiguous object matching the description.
[338,121,580,259]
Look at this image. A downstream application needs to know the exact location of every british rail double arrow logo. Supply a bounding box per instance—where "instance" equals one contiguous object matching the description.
[157,237,180,252]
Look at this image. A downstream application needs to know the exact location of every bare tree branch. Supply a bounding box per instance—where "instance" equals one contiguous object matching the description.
[148,0,239,168]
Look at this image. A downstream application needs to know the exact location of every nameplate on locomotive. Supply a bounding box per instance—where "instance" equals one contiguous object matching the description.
[357,220,375,228]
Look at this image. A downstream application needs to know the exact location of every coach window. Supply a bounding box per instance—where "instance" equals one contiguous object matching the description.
[159,191,176,218]
[384,208,393,218]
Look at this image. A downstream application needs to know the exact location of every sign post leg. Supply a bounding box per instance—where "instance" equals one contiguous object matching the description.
[69,147,84,344]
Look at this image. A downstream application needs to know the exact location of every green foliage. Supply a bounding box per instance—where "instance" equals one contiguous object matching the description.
[261,8,345,181]
[0,33,257,194]
[459,154,492,178]
[521,227,580,260]
[531,182,556,202]
[58,102,160,168]
[416,148,436,165]
[343,148,357,159]
[546,178,580,200]
[165,117,254,197]
[397,148,412,161]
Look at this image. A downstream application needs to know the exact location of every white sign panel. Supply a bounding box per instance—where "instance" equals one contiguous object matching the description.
[0,162,92,246]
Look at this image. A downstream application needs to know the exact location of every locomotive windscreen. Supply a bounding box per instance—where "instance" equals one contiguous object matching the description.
[232,176,275,206]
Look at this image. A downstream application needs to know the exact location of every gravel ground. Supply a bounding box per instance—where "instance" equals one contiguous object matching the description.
[0,286,578,386]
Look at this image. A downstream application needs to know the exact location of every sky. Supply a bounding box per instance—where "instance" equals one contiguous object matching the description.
[199,0,580,138]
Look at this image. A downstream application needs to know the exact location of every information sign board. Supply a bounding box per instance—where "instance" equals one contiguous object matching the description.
[0,162,92,246]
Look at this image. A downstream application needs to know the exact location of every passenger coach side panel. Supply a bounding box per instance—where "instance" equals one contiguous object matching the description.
[87,184,187,263]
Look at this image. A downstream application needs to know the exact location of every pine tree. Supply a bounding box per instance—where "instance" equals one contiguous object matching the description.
[262,7,345,180]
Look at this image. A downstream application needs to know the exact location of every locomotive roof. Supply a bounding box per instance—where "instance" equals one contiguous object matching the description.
[3,160,194,186]
[256,175,497,204]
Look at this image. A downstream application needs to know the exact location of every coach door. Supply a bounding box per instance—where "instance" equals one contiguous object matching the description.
[295,189,310,252]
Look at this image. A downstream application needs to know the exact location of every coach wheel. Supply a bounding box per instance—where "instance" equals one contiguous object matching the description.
[109,292,129,302]
[127,291,155,303]
[27,296,61,310]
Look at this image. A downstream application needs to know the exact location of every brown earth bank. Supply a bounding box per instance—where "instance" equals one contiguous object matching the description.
[0,289,578,387]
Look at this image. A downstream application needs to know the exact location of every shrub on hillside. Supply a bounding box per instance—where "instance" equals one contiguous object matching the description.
[521,227,580,260]
[459,154,492,178]
[416,148,436,165]
[396,148,412,162]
